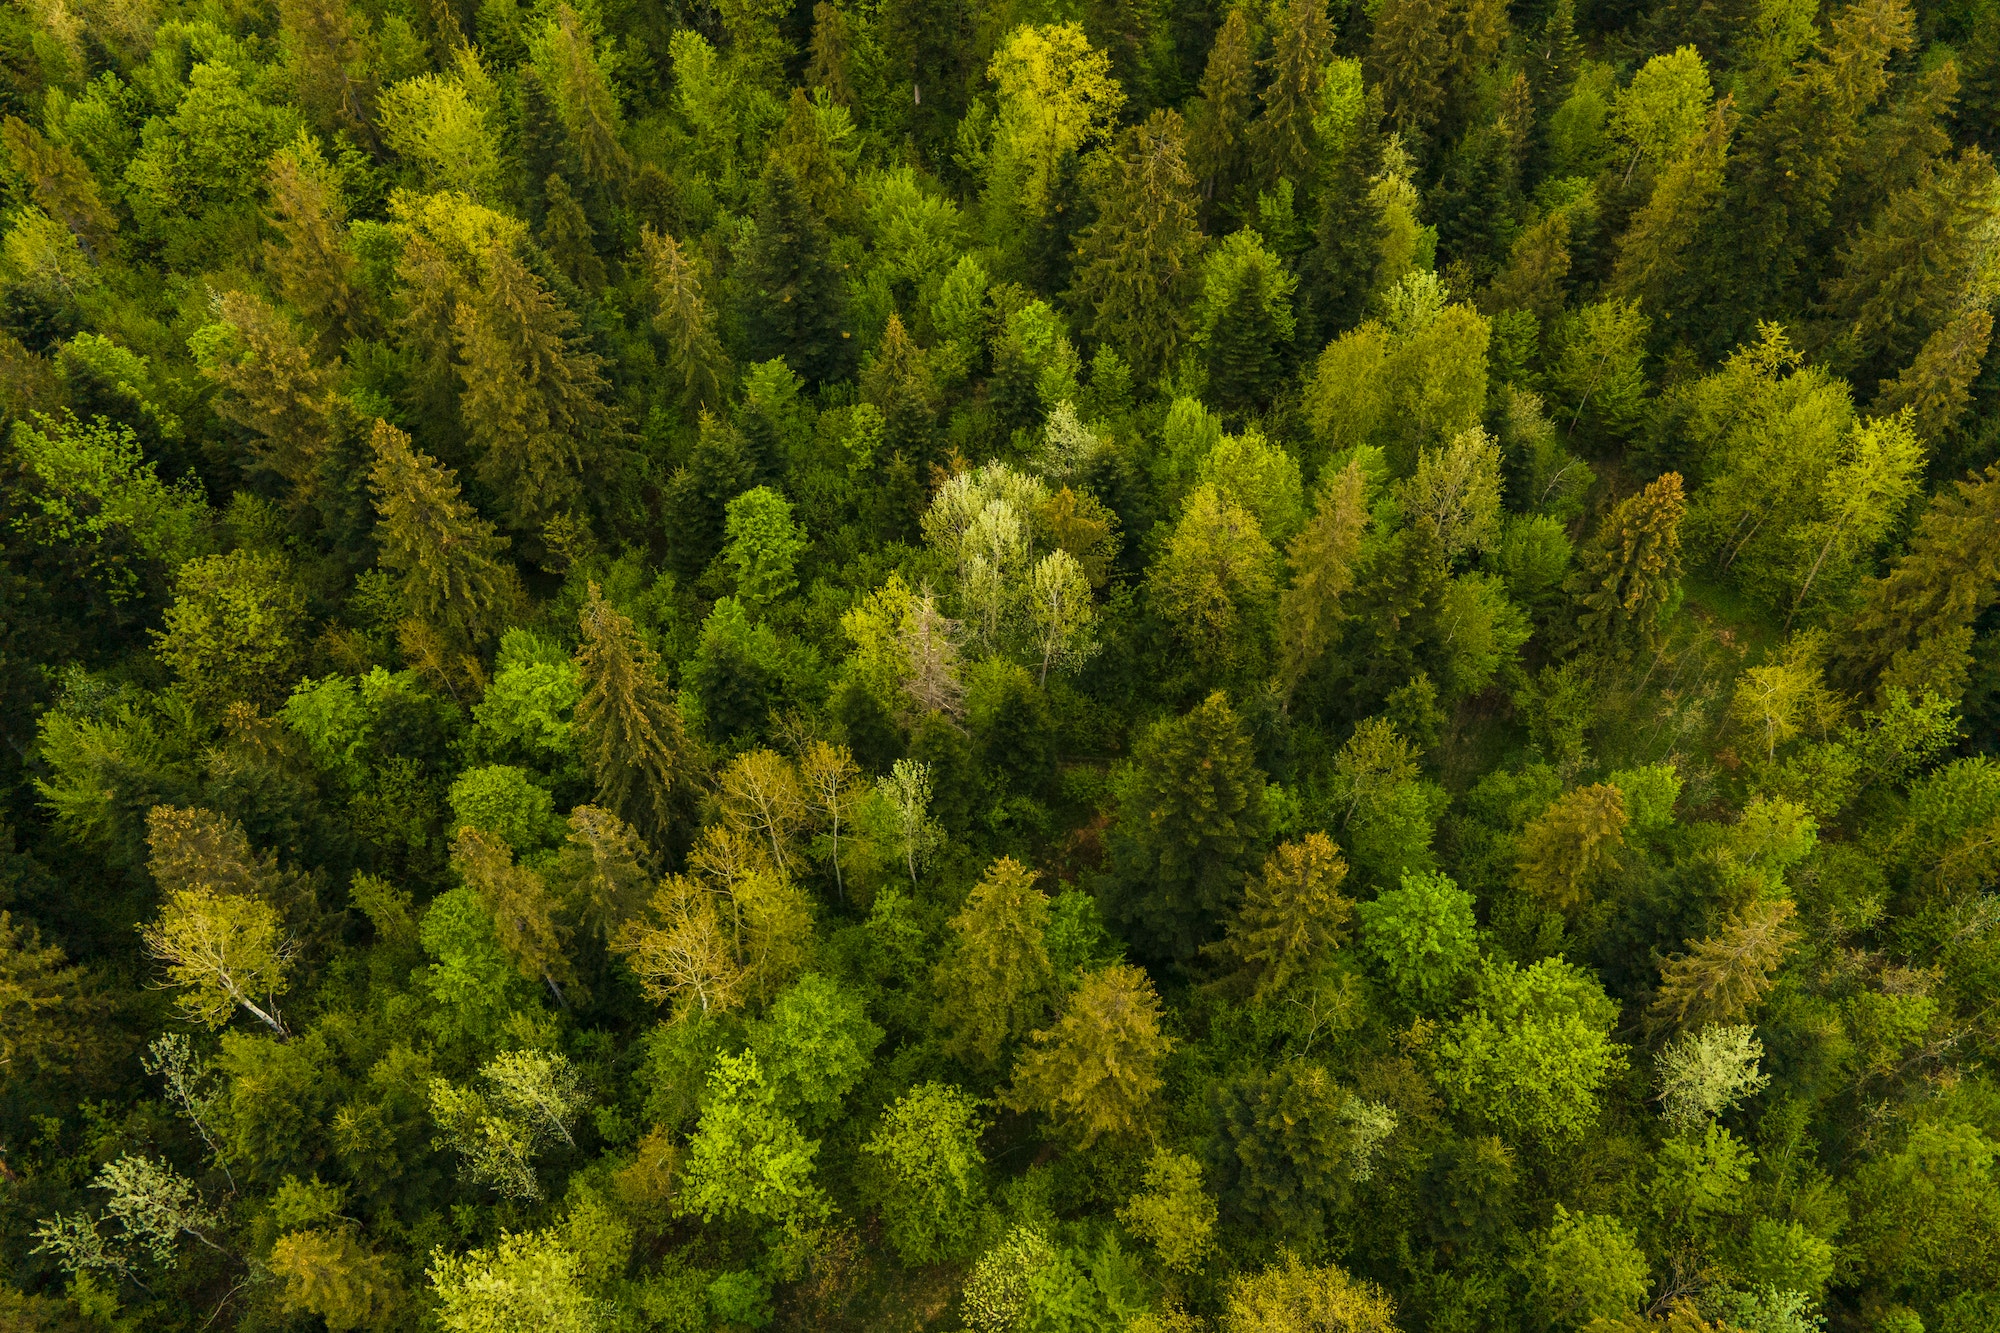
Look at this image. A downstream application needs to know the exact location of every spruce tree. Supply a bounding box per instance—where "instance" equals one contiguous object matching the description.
[1199,230,1297,415]
[1295,92,1388,349]
[1007,963,1172,1146]
[277,0,380,144]
[1512,783,1627,913]
[1277,458,1370,700]
[932,856,1057,1067]
[1871,306,1994,445]
[575,581,695,854]
[367,419,515,646]
[640,226,730,410]
[861,314,940,470]
[262,135,363,353]
[202,290,345,503]
[806,1,856,108]
[1105,691,1273,963]
[1573,472,1685,658]
[454,240,618,533]
[540,173,606,294]
[1,115,117,260]
[1187,7,1253,218]
[1255,0,1334,190]
[1213,833,1354,999]
[1069,109,1205,380]
[741,162,851,385]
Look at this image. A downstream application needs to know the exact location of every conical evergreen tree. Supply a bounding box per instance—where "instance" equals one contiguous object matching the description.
[1213,832,1353,999]
[277,0,379,145]
[1105,691,1273,963]
[1871,306,1994,445]
[1,115,116,260]
[932,856,1057,1067]
[1255,0,1334,189]
[203,290,345,503]
[807,1,856,108]
[1295,91,1388,348]
[454,241,618,533]
[741,162,851,385]
[367,419,515,646]
[262,136,362,353]
[641,226,730,410]
[1573,472,1685,658]
[541,173,606,294]
[575,581,696,853]
[1187,6,1253,219]
[861,314,940,469]
[1070,109,1205,380]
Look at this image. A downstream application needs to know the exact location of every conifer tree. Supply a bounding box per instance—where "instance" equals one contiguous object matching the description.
[741,162,851,385]
[453,825,574,1006]
[1573,472,1685,658]
[1820,147,1998,390]
[201,290,345,502]
[575,582,694,853]
[1187,7,1253,215]
[640,226,730,409]
[1831,462,2000,697]
[861,314,940,468]
[1008,963,1172,1146]
[933,857,1057,1067]
[1609,100,1731,311]
[1106,691,1273,961]
[807,2,856,108]
[1277,458,1369,700]
[530,3,631,191]
[278,0,380,144]
[1650,899,1797,1031]
[555,805,651,946]
[1,115,117,260]
[1871,307,1994,444]
[262,136,363,353]
[367,419,515,647]
[1147,485,1279,681]
[1513,784,1627,912]
[1069,109,1205,380]
[1256,0,1334,189]
[1295,91,1388,348]
[1198,229,1297,415]
[540,174,605,293]
[1214,833,1353,999]
[455,241,617,533]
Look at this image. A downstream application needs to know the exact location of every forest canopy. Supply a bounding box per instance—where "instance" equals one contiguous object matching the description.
[0,0,1998,1330]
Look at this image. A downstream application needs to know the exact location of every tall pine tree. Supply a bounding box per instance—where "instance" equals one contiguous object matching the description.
[367,419,516,647]
[575,581,696,854]
[1070,109,1206,380]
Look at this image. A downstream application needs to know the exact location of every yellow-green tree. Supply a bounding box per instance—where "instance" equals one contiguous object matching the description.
[1513,783,1628,912]
[1008,962,1172,1147]
[933,857,1057,1067]
[1214,833,1354,999]
[153,549,308,712]
[367,419,516,648]
[574,583,694,853]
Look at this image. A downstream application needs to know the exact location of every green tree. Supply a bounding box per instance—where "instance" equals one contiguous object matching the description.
[1429,957,1625,1144]
[1277,458,1370,699]
[270,1225,402,1331]
[453,826,573,1006]
[1223,1255,1399,1332]
[1547,299,1650,449]
[640,226,730,408]
[1008,962,1172,1147]
[1255,0,1335,188]
[678,1050,830,1231]
[142,811,294,1037]
[861,1082,987,1265]
[0,115,117,260]
[860,314,939,467]
[429,1228,596,1333]
[1069,109,1204,380]
[934,856,1057,1066]
[574,583,693,853]
[1532,1207,1650,1327]
[723,486,807,612]
[1573,472,1685,658]
[1296,90,1388,347]
[1147,486,1278,683]
[1650,899,1797,1030]
[368,419,516,648]
[1610,47,1713,180]
[1512,783,1627,913]
[261,134,361,351]
[1106,692,1272,961]
[529,3,632,189]
[153,549,307,713]
[1187,7,1254,214]
[1196,229,1298,414]
[1213,833,1354,999]
[1119,1149,1218,1273]
[1872,306,1994,444]
[1355,870,1480,1013]
[741,163,850,385]
[750,972,882,1127]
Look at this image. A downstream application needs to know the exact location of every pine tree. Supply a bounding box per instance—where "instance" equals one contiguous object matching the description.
[1187,7,1253,217]
[262,135,363,353]
[1069,109,1205,380]
[1106,691,1273,962]
[1820,147,1998,391]
[640,226,730,409]
[1277,458,1370,699]
[1214,833,1353,999]
[1573,472,1685,658]
[861,314,940,469]
[531,3,632,192]
[1256,0,1334,189]
[1007,963,1173,1146]
[575,581,694,854]
[1650,899,1797,1031]
[540,173,606,294]
[1146,485,1279,682]
[1199,230,1298,414]
[741,162,851,385]
[1513,783,1627,912]
[1,115,116,260]
[367,419,515,646]
[454,240,618,533]
[1831,462,2000,698]
[1871,306,1994,444]
[933,856,1057,1067]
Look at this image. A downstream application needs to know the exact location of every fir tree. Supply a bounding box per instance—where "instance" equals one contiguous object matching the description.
[1277,458,1370,699]
[575,581,695,854]
[1213,833,1354,999]
[262,135,363,353]
[201,290,347,504]
[367,419,515,647]
[1256,0,1334,189]
[454,241,618,534]
[1105,691,1273,962]
[1,115,117,260]
[277,0,380,144]
[1872,306,1994,444]
[933,856,1057,1067]
[640,226,730,410]
[806,2,857,108]
[1069,109,1205,380]
[1573,472,1685,658]
[540,173,606,294]
[1007,963,1173,1146]
[1199,230,1298,415]
[741,163,851,385]
[1187,6,1254,217]
[1295,91,1388,349]
[1512,783,1627,913]
[861,314,940,470]
[1650,899,1797,1031]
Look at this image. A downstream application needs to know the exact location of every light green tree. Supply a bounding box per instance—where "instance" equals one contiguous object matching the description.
[1119,1148,1218,1273]
[678,1051,830,1232]
[429,1228,599,1333]
[1008,962,1173,1147]
[1429,957,1625,1144]
[862,1082,987,1264]
[1532,1207,1651,1327]
[724,487,808,613]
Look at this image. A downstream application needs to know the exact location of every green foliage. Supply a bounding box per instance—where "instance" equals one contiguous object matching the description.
[861,1082,986,1264]
[678,1051,829,1232]
[1356,870,1480,1013]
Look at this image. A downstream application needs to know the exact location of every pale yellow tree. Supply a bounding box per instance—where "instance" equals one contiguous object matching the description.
[716,749,809,877]
[798,740,861,902]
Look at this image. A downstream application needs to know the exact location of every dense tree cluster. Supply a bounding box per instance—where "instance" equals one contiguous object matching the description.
[0,0,1997,1330]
